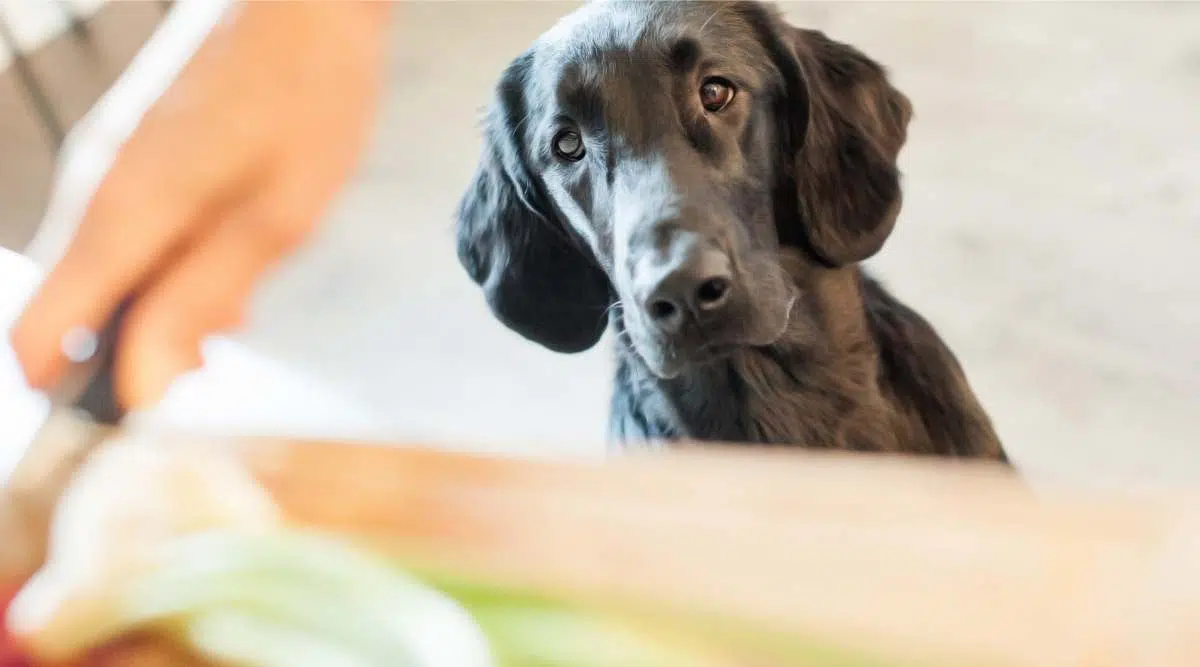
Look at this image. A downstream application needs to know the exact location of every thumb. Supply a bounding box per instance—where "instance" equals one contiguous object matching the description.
[115,194,298,409]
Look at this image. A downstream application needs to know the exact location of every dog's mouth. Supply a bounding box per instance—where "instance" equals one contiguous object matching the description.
[644,342,735,379]
[626,289,799,380]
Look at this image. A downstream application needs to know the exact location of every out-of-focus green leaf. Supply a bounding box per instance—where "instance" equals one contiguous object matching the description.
[55,528,969,667]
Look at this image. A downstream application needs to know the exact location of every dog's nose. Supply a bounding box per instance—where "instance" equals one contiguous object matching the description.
[640,246,734,335]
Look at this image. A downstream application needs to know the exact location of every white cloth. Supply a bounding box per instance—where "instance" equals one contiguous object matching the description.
[0,247,385,482]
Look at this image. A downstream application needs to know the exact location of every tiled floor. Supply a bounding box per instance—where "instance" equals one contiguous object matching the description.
[4,3,1200,484]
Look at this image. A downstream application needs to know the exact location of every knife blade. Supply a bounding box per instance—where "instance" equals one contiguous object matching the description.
[5,298,131,569]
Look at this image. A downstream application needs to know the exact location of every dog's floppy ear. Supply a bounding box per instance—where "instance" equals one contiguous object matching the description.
[455,52,612,354]
[768,18,913,266]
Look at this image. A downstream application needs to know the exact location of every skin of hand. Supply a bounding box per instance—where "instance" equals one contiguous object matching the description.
[10,1,394,411]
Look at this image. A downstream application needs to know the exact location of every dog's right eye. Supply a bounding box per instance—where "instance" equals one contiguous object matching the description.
[552,129,586,162]
[699,77,736,113]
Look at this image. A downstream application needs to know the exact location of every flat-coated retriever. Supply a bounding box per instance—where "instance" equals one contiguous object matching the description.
[455,0,1008,462]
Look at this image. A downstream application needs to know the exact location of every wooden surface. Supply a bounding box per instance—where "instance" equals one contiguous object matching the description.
[4,436,1200,667]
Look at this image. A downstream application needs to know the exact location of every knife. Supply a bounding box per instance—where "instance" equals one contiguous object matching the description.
[4,298,131,571]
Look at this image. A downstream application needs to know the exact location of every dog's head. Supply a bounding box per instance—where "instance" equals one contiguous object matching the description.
[456,1,912,378]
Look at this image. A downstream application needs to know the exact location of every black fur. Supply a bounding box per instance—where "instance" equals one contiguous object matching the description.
[455,52,612,354]
[455,1,1007,462]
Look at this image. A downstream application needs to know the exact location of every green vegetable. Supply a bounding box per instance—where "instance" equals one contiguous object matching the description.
[413,566,942,667]
[118,530,492,667]
[106,530,720,667]
[77,528,961,667]
[184,609,379,667]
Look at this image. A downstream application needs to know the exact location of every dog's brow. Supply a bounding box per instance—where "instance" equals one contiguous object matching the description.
[667,37,700,72]
[559,79,606,130]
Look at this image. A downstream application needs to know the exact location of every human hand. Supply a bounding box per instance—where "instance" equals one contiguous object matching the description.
[10,1,392,410]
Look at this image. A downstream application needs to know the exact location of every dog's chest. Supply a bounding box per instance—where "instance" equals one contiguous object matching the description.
[609,348,862,448]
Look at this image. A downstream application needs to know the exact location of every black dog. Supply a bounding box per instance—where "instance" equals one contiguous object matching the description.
[456,1,1007,462]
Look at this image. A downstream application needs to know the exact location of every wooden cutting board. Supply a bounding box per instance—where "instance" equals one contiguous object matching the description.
[3,435,1199,667]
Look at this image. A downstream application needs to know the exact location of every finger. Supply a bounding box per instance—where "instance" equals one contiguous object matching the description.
[11,189,199,392]
[10,135,259,391]
[114,195,299,409]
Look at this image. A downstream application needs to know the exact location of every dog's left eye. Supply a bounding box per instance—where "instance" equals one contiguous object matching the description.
[699,77,736,113]
[552,129,586,162]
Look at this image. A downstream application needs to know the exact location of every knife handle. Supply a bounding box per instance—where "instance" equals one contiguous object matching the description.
[53,297,132,426]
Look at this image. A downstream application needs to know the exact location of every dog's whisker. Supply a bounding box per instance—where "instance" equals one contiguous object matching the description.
[697,4,726,36]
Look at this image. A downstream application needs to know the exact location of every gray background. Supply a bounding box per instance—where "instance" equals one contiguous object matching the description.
[2,2,1198,485]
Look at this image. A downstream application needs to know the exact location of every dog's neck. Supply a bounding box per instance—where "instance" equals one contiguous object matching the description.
[610,264,897,449]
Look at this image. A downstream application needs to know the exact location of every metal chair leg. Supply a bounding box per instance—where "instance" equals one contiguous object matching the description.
[53,0,92,41]
[0,0,175,151]
[0,12,66,149]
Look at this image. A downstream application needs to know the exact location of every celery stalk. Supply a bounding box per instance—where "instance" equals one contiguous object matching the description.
[115,530,742,667]
[183,609,381,667]
[120,530,493,667]
[20,526,963,667]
